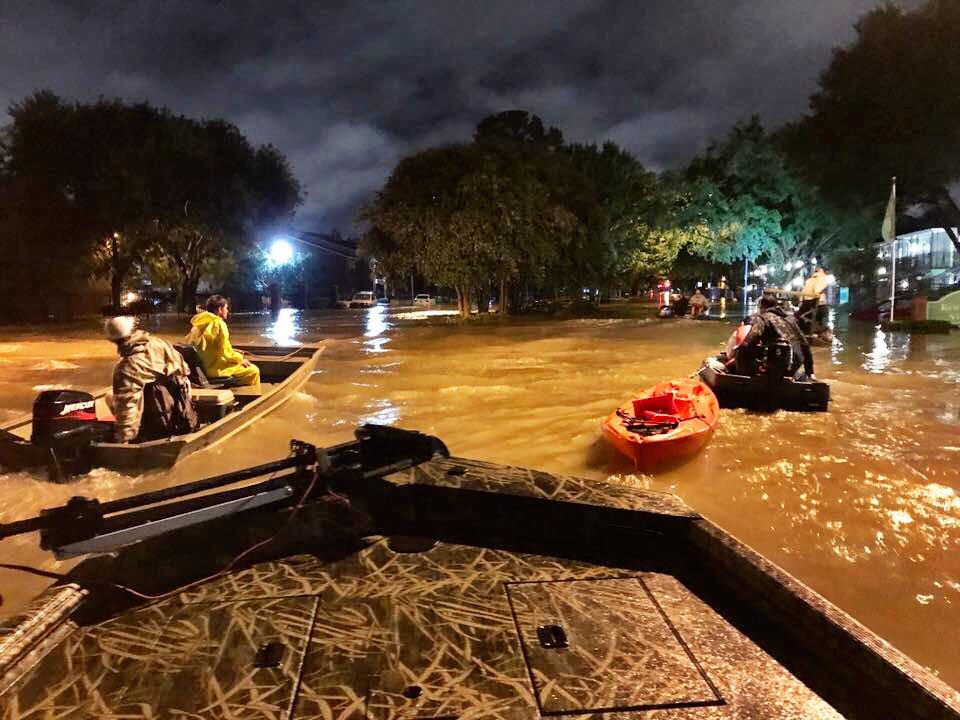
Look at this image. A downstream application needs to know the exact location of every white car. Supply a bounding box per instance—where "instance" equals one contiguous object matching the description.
[413,294,433,306]
[349,291,377,308]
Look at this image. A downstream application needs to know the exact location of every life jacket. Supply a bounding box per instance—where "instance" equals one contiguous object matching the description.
[734,324,751,347]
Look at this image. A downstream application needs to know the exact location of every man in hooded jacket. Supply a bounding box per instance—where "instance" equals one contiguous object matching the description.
[736,295,815,380]
[186,295,260,385]
[105,316,197,443]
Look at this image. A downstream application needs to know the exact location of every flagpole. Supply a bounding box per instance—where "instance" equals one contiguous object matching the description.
[889,176,897,323]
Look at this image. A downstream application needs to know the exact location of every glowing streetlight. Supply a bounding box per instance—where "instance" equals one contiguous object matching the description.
[269,238,294,266]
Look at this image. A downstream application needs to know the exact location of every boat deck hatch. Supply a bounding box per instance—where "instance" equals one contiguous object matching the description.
[506,578,724,714]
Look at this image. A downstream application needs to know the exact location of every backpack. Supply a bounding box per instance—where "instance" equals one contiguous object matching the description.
[138,375,199,441]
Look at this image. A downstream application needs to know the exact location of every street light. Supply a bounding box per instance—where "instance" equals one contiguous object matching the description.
[269,238,294,266]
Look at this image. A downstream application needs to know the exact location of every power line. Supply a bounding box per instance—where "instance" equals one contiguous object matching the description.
[288,231,358,259]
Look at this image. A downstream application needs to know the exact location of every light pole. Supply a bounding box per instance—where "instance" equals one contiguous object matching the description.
[881,177,897,322]
[742,256,749,309]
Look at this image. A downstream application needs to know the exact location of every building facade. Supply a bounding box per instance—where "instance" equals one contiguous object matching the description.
[877,227,960,299]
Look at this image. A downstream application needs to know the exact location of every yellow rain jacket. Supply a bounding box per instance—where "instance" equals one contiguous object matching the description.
[186,311,260,385]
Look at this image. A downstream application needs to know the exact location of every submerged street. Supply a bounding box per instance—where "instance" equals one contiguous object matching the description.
[1,306,958,688]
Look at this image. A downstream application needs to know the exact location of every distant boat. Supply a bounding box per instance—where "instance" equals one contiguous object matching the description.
[0,344,325,478]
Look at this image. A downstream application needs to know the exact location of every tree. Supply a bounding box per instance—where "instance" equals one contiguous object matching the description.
[0,92,302,318]
[0,91,100,320]
[801,0,960,253]
[565,142,686,292]
[361,140,600,316]
[474,110,564,150]
[681,118,862,289]
[148,118,302,311]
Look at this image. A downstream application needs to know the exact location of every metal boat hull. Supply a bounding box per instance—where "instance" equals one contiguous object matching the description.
[1,453,956,718]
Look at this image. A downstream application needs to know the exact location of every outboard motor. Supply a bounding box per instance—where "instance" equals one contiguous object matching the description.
[763,342,792,385]
[31,390,113,481]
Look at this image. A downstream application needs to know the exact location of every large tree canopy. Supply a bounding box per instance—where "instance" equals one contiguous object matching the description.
[0,91,302,317]
[681,118,866,288]
[800,0,960,252]
[565,142,682,289]
[361,118,603,315]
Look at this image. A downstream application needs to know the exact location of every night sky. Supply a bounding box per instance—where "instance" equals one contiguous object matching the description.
[1,1,894,231]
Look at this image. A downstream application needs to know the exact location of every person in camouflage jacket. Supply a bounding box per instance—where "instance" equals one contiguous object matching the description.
[736,296,815,380]
[104,317,194,443]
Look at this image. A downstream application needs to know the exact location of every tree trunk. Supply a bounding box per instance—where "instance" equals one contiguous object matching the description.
[512,283,524,313]
[455,286,471,316]
[110,234,122,311]
[179,274,200,314]
[111,272,122,313]
[934,189,960,255]
[475,285,488,314]
[499,278,507,314]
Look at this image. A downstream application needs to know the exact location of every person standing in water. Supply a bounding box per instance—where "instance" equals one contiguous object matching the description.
[187,295,260,385]
[798,267,831,335]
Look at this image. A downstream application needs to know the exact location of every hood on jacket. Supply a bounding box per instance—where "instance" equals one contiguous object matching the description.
[117,329,151,357]
[190,311,220,329]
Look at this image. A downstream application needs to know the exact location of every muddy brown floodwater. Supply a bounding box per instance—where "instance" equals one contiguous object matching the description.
[0,306,958,688]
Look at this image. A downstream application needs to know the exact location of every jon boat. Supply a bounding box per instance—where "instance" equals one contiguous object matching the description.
[0,344,325,476]
[698,362,830,412]
[0,424,957,719]
[602,378,720,472]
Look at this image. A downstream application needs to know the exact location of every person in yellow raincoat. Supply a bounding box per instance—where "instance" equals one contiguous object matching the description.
[186,295,260,385]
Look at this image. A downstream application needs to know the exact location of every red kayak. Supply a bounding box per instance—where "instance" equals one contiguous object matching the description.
[601,378,720,472]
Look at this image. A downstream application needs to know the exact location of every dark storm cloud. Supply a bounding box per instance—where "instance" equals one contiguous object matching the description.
[0,0,891,230]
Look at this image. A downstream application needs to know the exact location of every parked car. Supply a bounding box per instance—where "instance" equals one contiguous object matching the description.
[377,296,391,305]
[349,290,377,308]
[413,293,433,306]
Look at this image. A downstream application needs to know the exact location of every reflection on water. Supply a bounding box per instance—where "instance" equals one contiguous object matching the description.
[363,305,392,354]
[393,309,460,320]
[864,327,891,373]
[363,305,390,337]
[264,308,303,346]
[0,310,958,688]
[863,326,914,374]
[360,398,402,426]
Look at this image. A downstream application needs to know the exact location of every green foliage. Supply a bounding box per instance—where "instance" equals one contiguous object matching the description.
[564,142,682,285]
[474,110,563,150]
[0,92,302,317]
[0,91,99,320]
[361,122,603,314]
[681,118,866,286]
[800,0,960,251]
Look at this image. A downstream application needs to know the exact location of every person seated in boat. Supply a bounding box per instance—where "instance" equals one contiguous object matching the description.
[689,289,709,317]
[705,317,753,373]
[104,316,198,443]
[736,295,815,381]
[187,295,261,386]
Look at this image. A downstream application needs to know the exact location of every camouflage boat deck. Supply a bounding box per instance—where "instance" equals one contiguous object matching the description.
[2,457,959,719]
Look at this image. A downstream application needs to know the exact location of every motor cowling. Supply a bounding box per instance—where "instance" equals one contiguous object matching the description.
[31,390,99,443]
[31,390,113,481]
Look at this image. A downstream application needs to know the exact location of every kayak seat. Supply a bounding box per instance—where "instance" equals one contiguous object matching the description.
[632,391,697,421]
[175,344,239,389]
